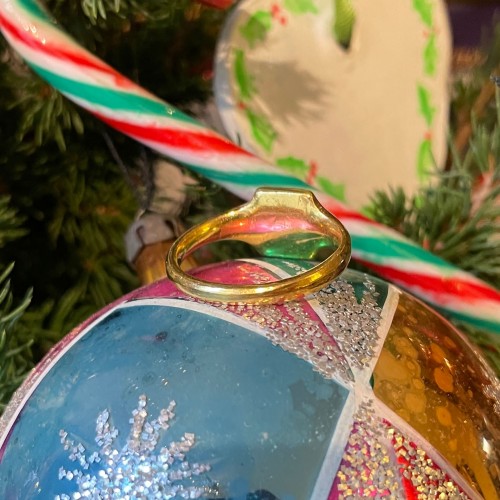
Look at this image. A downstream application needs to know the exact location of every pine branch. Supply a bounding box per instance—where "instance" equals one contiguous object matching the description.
[453,66,498,153]
[0,121,140,362]
[0,196,27,247]
[81,0,123,22]
[0,263,33,411]
[1,49,85,152]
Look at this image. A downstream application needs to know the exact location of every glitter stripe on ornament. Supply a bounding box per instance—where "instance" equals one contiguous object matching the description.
[1,0,499,333]
[329,399,473,499]
[330,400,404,499]
[252,258,393,382]
[190,260,404,388]
[388,426,468,499]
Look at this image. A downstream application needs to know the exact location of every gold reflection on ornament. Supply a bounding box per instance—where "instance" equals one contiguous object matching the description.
[373,293,500,499]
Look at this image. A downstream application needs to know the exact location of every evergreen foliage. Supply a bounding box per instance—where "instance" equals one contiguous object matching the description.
[0,262,32,411]
[0,200,32,410]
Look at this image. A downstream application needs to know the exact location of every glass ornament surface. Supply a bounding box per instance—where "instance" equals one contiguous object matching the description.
[0,259,498,500]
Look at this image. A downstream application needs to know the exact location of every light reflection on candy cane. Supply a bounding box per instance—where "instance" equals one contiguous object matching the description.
[0,0,499,332]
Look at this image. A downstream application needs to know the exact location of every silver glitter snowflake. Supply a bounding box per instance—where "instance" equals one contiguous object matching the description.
[56,395,211,500]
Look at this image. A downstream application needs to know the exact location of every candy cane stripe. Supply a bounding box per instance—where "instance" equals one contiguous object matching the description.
[30,64,197,124]
[0,13,114,75]
[350,235,457,270]
[96,114,257,157]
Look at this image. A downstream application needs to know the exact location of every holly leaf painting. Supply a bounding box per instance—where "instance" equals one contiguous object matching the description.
[276,156,309,178]
[413,0,433,28]
[423,34,437,76]
[245,108,277,152]
[234,49,256,101]
[417,85,435,127]
[283,0,318,14]
[316,176,346,201]
[239,11,273,48]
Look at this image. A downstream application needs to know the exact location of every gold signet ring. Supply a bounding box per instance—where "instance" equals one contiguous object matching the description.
[166,188,351,304]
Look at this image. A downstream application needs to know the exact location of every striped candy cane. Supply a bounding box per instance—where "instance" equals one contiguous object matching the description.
[0,0,499,333]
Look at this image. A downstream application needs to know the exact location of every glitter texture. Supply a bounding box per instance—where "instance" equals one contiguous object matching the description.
[332,400,471,499]
[332,400,403,499]
[316,278,382,371]
[373,291,500,497]
[56,395,212,499]
[388,425,469,499]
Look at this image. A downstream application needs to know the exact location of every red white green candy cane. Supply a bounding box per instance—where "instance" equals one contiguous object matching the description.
[0,0,499,333]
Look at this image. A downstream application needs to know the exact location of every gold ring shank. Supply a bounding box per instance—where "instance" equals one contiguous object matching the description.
[166,188,351,304]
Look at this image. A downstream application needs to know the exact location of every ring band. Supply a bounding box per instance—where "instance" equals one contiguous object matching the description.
[166,188,351,304]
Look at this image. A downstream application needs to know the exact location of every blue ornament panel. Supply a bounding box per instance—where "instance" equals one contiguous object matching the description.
[0,300,350,499]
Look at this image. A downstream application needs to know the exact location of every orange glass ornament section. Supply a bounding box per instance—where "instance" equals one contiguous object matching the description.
[373,292,499,499]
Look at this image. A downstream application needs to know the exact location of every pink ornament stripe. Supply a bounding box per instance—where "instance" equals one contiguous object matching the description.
[1,0,499,333]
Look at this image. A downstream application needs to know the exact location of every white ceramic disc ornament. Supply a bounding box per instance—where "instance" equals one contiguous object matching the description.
[214,0,452,209]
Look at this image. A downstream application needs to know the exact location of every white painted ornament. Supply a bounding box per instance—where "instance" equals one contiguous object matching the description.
[214,0,452,209]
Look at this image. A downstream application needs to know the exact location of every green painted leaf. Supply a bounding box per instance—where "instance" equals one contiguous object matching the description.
[417,85,435,126]
[246,109,277,152]
[333,0,356,49]
[234,49,255,101]
[416,138,434,180]
[284,0,318,15]
[423,34,437,76]
[413,0,433,28]
[317,176,346,201]
[276,156,309,178]
[239,11,273,48]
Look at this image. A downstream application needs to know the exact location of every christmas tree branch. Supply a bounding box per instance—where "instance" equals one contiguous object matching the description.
[454,67,499,153]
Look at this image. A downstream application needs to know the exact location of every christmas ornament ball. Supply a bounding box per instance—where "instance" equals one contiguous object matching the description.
[0,260,498,499]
